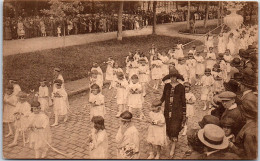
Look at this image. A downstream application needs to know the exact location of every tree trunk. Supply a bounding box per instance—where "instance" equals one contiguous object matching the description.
[204,2,209,28]
[148,1,150,11]
[187,1,190,30]
[217,1,221,26]
[152,1,157,35]
[117,1,123,41]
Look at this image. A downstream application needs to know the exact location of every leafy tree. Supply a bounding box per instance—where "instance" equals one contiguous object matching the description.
[117,1,123,40]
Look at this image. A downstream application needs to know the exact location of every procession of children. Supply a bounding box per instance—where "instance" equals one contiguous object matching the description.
[3,23,258,159]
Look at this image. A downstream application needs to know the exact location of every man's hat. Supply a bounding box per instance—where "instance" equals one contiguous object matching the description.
[218,91,236,101]
[239,94,257,119]
[223,80,239,93]
[232,73,243,82]
[220,117,235,128]
[198,115,220,128]
[198,124,229,150]
[230,58,242,67]
[239,68,256,88]
[120,111,132,122]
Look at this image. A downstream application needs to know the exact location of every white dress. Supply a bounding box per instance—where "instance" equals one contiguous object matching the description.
[28,112,51,151]
[151,60,163,80]
[89,93,105,120]
[38,86,49,112]
[116,79,128,105]
[3,93,18,123]
[227,37,235,56]
[205,36,214,51]
[186,59,197,82]
[116,125,140,159]
[138,65,150,83]
[218,35,226,54]
[200,75,215,101]
[52,88,69,116]
[127,82,143,109]
[175,64,188,81]
[194,55,205,75]
[105,60,114,81]
[146,111,167,146]
[89,129,108,159]
[185,92,196,117]
[205,52,216,69]
[13,101,32,132]
[175,44,184,59]
[159,55,170,76]
[91,67,104,86]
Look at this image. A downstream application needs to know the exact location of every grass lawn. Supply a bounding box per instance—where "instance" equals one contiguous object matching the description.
[3,35,202,92]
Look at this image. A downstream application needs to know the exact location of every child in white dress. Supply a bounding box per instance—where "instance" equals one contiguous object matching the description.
[186,52,197,84]
[182,82,196,136]
[8,92,31,147]
[146,100,167,159]
[227,33,235,56]
[159,52,170,78]
[175,41,184,59]
[194,51,205,85]
[175,58,188,82]
[200,68,215,111]
[105,57,114,89]
[127,74,144,119]
[115,72,128,117]
[51,79,69,126]
[53,67,65,90]
[223,49,232,82]
[218,32,226,54]
[28,101,51,159]
[204,32,214,52]
[138,59,150,97]
[88,116,108,159]
[89,84,106,120]
[3,85,18,137]
[205,47,216,70]
[112,62,124,88]
[151,55,163,89]
[91,62,104,87]
[38,78,49,113]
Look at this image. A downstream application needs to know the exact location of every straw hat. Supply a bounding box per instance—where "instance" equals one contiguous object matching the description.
[198,124,229,150]
[120,111,132,122]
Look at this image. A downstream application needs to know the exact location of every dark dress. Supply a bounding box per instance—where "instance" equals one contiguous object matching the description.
[161,83,186,138]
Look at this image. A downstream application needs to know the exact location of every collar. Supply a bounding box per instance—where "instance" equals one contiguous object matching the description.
[242,90,252,99]
[205,150,220,156]
[228,103,237,110]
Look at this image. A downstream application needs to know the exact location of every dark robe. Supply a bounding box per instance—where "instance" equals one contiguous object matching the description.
[160,83,186,138]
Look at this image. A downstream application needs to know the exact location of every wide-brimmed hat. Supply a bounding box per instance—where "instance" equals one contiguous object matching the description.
[168,73,184,81]
[198,115,220,128]
[230,58,242,67]
[198,124,229,150]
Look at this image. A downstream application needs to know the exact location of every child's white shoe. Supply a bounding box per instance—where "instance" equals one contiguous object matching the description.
[147,152,154,159]
[203,106,207,111]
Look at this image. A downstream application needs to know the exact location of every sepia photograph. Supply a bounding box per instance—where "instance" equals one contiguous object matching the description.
[2,0,258,159]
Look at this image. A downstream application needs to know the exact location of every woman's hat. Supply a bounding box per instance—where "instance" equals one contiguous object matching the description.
[198,124,229,150]
[120,111,132,121]
[168,73,184,81]
[198,115,220,128]
[220,117,235,128]
[152,99,162,107]
[230,58,242,67]
[54,79,62,86]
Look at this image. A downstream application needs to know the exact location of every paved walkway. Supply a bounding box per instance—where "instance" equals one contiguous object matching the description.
[3,19,217,56]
